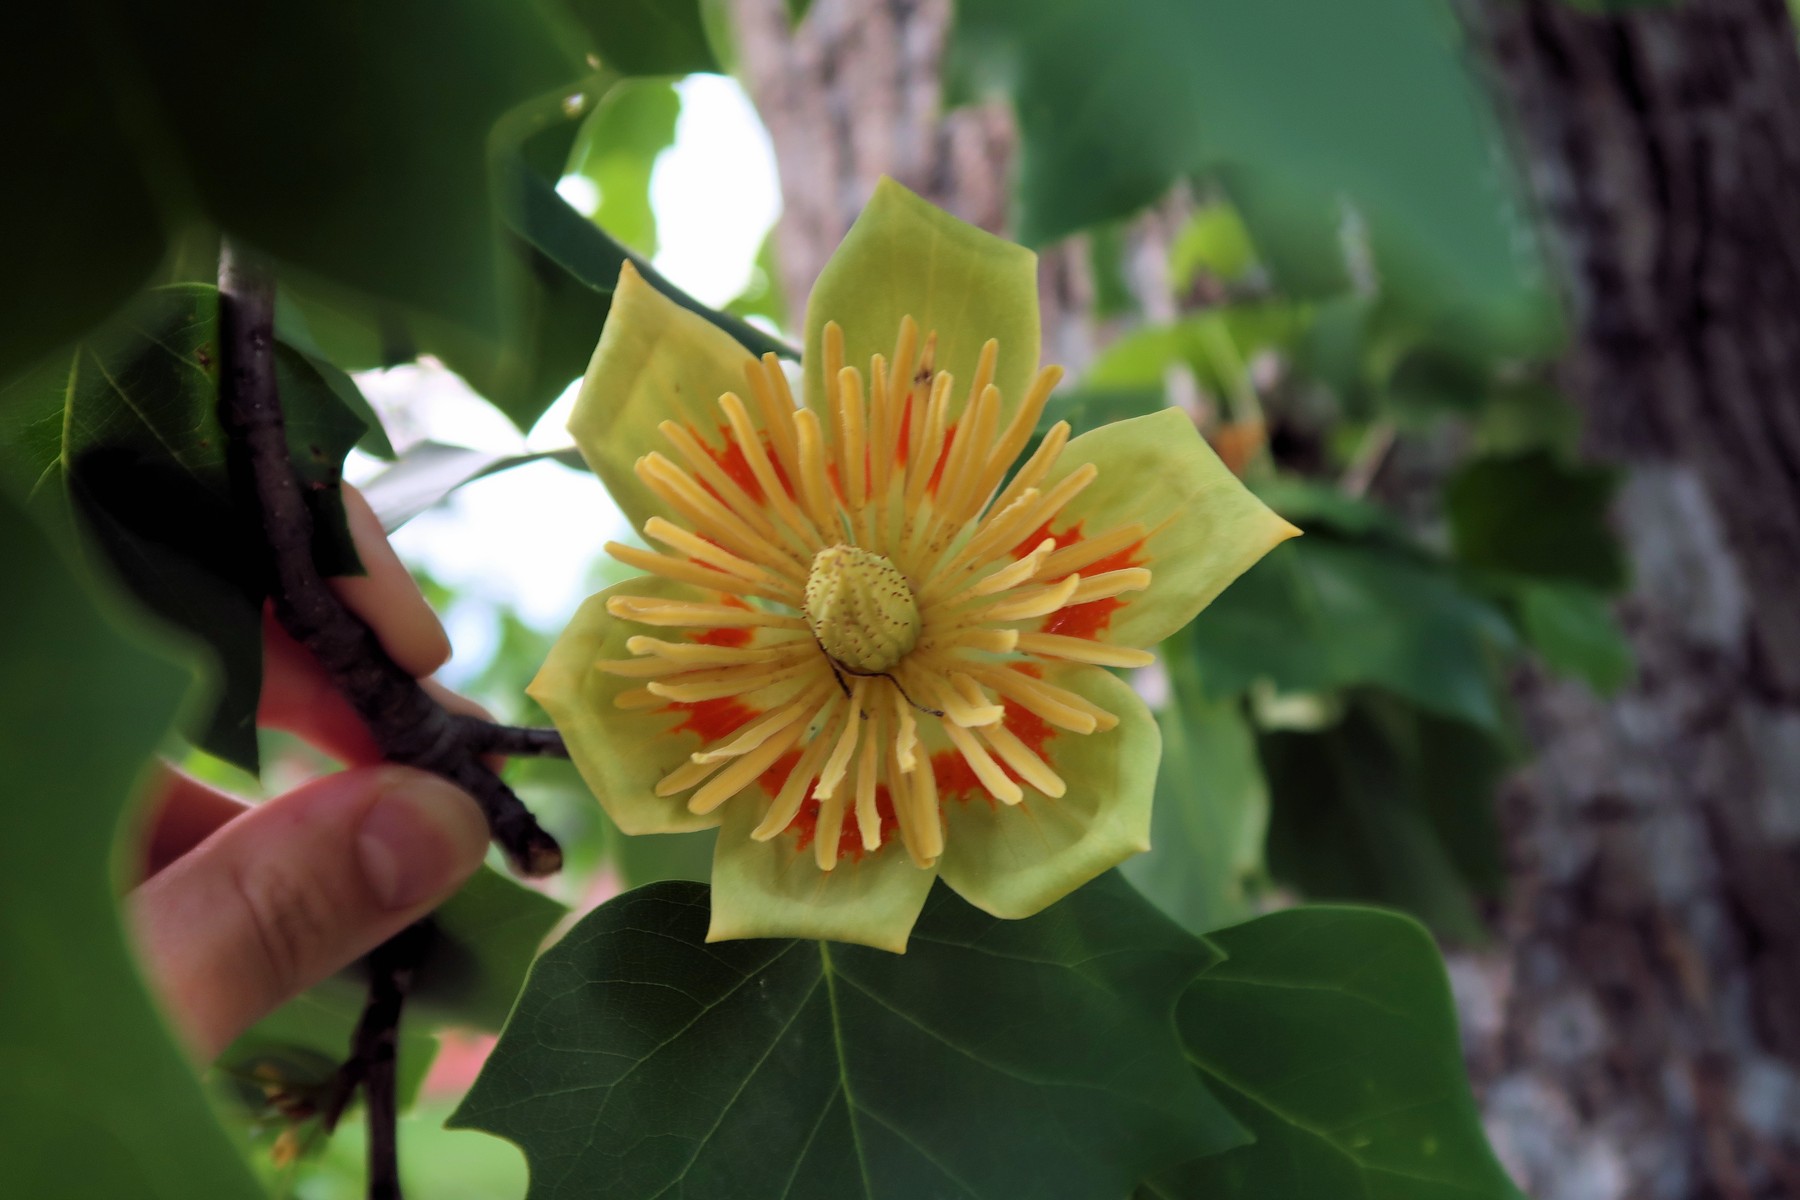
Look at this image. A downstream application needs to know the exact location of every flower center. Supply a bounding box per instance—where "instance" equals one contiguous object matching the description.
[803,544,920,675]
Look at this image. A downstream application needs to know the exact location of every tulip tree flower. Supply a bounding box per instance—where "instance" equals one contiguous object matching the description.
[532,179,1298,951]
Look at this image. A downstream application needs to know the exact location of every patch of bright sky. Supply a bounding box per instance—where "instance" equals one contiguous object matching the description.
[348,75,782,685]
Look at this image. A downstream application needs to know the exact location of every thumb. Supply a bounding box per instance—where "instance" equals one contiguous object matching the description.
[130,766,490,1061]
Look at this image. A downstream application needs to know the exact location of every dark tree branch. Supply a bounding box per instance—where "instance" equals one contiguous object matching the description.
[215,242,563,877]
[218,243,567,1200]
[453,717,567,759]
[320,923,433,1200]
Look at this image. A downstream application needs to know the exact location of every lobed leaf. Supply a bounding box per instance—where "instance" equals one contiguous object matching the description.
[0,489,260,1198]
[1146,906,1524,1199]
[453,875,1248,1199]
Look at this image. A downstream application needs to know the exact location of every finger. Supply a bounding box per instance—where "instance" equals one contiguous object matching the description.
[259,608,383,765]
[330,484,450,677]
[129,765,488,1061]
[138,765,251,880]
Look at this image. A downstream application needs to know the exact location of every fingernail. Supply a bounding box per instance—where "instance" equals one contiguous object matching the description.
[357,770,490,909]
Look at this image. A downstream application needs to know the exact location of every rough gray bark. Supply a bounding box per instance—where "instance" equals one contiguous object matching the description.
[728,0,1098,369]
[1461,3,1800,1196]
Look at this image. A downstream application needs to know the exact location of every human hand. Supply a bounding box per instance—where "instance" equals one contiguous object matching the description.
[129,486,492,1061]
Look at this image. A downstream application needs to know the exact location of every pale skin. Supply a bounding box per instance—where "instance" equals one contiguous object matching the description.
[130,487,493,1062]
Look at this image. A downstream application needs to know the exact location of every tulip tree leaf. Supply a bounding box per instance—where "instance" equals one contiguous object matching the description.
[0,284,367,772]
[366,87,792,433]
[453,875,1249,1199]
[945,0,1556,355]
[567,80,683,257]
[1514,581,1634,695]
[1144,906,1524,1199]
[1447,450,1627,593]
[561,0,721,75]
[0,489,261,1199]
[1188,535,1515,730]
[1259,698,1510,940]
[1123,627,1270,935]
[0,1,582,383]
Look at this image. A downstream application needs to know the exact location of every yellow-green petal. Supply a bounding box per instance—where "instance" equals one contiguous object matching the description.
[935,664,1160,919]
[707,800,938,952]
[527,576,745,836]
[567,261,761,534]
[804,176,1040,426]
[1038,407,1299,650]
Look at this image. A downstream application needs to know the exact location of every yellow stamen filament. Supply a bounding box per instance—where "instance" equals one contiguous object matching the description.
[692,681,832,763]
[605,542,800,601]
[688,719,809,815]
[1015,632,1157,669]
[656,421,782,543]
[793,408,841,538]
[965,573,1083,623]
[1068,568,1153,605]
[980,722,1066,797]
[719,392,822,553]
[942,720,1023,806]
[752,703,844,840]
[746,355,802,486]
[636,454,800,575]
[625,636,793,665]
[600,313,1162,868]
[606,595,804,629]
[643,517,774,585]
[814,678,868,800]
[966,665,1114,733]
[646,662,810,703]
[855,705,884,851]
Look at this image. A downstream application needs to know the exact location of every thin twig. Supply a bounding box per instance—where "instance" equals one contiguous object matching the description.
[216,241,563,876]
[453,718,567,758]
[320,923,433,1200]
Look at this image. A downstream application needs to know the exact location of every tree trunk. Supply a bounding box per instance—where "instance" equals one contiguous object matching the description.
[1463,3,1800,1196]
[728,0,1100,369]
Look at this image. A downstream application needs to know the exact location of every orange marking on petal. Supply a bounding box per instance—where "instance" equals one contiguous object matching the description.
[896,394,915,464]
[930,697,1061,808]
[691,423,765,504]
[668,697,759,742]
[687,597,755,647]
[769,755,898,863]
[1010,520,1148,639]
[927,424,958,495]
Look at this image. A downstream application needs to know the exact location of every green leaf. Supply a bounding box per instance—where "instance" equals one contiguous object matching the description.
[1122,628,1269,934]
[1473,379,1582,461]
[567,80,682,257]
[1259,699,1510,939]
[360,441,587,531]
[453,875,1249,1199]
[1447,450,1627,592]
[0,1,584,385]
[1188,536,1515,730]
[945,0,1558,354]
[0,285,366,771]
[1146,906,1523,1199]
[1169,203,1258,290]
[0,9,165,381]
[1250,476,1411,544]
[1515,581,1635,695]
[562,0,721,74]
[448,96,791,431]
[0,488,261,1199]
[1084,305,1303,400]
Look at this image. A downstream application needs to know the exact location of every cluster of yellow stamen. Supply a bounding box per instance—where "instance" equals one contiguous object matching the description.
[597,316,1156,871]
